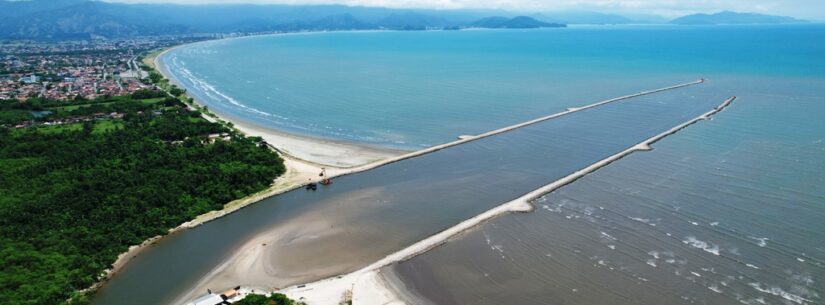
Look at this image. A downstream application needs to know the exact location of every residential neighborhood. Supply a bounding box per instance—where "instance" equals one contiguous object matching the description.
[0,38,202,100]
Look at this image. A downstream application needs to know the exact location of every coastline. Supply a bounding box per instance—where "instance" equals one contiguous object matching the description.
[153,42,407,168]
[161,77,709,304]
[106,34,708,305]
[89,39,408,299]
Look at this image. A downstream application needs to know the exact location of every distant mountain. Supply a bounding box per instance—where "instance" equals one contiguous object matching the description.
[532,11,633,24]
[225,13,375,32]
[0,0,571,40]
[376,12,454,30]
[471,16,566,29]
[0,1,189,40]
[671,11,806,25]
[0,0,84,19]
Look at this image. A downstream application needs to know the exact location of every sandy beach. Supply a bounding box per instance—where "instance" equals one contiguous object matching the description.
[88,43,408,299]
[142,37,736,305]
[231,119,405,168]
[147,59,709,304]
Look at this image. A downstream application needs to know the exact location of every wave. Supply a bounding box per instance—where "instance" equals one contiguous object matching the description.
[682,236,721,256]
[749,236,769,247]
[747,282,814,304]
[165,54,408,146]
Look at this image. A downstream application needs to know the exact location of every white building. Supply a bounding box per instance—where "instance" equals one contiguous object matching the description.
[187,293,225,305]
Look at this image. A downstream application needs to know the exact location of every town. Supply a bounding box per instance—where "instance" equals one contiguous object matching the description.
[0,37,206,101]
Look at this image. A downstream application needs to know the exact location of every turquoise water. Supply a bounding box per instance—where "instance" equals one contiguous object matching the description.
[160,25,825,149]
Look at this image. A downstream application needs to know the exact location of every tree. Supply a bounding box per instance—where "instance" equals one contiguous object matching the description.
[234,293,305,305]
[148,71,162,83]
[0,102,285,305]
[169,87,185,96]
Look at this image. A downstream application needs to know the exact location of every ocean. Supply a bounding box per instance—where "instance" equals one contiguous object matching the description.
[122,25,825,305]
[159,25,823,150]
[389,77,825,305]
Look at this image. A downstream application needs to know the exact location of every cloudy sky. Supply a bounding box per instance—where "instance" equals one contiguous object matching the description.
[105,0,824,20]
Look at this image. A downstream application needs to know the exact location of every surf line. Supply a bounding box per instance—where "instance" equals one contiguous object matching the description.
[281,95,737,303]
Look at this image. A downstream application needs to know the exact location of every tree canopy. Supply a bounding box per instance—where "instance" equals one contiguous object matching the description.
[234,293,306,305]
[0,99,285,305]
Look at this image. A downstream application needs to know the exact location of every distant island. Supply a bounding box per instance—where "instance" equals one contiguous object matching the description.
[671,11,806,25]
[470,16,566,29]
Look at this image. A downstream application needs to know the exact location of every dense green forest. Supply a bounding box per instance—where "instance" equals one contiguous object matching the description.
[0,96,285,304]
[234,293,306,305]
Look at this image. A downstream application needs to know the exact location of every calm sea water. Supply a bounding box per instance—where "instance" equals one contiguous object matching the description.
[391,77,825,305]
[159,25,823,149]
[120,25,825,305]
[382,28,825,305]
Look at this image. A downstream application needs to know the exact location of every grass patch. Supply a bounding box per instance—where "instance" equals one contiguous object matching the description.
[187,117,208,123]
[11,120,124,136]
[31,123,83,135]
[93,120,124,134]
[48,97,166,112]
[141,97,166,105]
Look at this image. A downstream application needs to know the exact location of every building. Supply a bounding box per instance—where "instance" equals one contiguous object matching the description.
[20,75,39,84]
[187,293,225,305]
[186,287,243,305]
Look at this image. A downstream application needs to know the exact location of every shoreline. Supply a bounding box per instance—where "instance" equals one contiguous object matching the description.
[274,96,737,305]
[102,34,706,304]
[153,41,408,168]
[163,78,709,304]
[88,39,409,299]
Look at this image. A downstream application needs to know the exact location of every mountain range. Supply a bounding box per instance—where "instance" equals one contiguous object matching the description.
[670,11,807,25]
[0,0,809,41]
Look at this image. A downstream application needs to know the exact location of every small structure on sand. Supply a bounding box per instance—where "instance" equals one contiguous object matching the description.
[187,293,224,305]
[187,287,243,305]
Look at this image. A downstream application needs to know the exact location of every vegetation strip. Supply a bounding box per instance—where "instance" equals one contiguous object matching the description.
[0,88,286,304]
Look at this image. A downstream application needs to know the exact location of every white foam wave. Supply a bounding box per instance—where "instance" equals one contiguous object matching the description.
[630,217,656,226]
[749,236,769,247]
[683,236,720,255]
[600,231,617,241]
[748,282,812,304]
[737,297,767,305]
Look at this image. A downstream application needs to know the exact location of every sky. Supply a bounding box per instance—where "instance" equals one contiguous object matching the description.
[103,0,824,20]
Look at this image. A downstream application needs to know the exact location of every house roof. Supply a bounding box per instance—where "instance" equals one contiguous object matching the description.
[188,294,224,305]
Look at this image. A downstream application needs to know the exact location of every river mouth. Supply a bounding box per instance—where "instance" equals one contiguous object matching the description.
[91,80,727,305]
